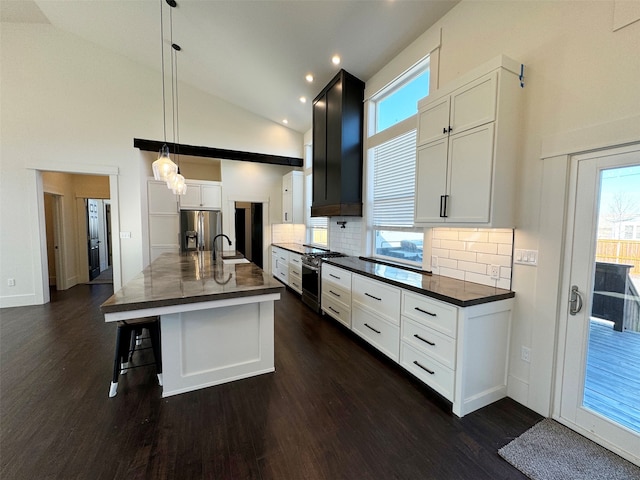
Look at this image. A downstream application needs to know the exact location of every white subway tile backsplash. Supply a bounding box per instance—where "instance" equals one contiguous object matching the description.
[458,230,489,242]
[438,257,458,269]
[449,250,477,262]
[458,260,489,275]
[438,266,465,281]
[440,239,466,251]
[466,242,498,254]
[465,271,493,286]
[431,227,514,289]
[433,229,459,240]
[329,217,362,256]
[432,247,450,258]
[498,243,513,256]
[489,231,514,244]
[477,253,512,267]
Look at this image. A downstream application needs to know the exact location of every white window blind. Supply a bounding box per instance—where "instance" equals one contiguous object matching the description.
[372,130,417,227]
[305,175,328,229]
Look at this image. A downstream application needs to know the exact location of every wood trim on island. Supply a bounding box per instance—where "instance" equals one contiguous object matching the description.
[134,138,303,167]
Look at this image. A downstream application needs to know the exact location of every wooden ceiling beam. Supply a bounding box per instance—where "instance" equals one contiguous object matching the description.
[134,138,303,167]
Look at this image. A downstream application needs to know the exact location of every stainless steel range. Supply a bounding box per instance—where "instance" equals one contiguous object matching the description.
[301,251,345,312]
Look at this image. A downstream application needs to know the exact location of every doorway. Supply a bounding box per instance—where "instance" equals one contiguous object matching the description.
[234,202,264,269]
[558,144,640,465]
[44,193,63,289]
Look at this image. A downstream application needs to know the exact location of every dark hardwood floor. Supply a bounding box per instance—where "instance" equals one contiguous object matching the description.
[1,284,541,479]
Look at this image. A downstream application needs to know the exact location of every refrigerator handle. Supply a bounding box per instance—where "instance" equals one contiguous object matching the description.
[198,211,204,250]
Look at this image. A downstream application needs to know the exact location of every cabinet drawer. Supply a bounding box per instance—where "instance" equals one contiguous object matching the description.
[402,291,457,338]
[322,283,351,306]
[289,253,302,268]
[322,264,352,291]
[402,317,456,369]
[289,265,302,293]
[353,275,401,325]
[289,277,302,294]
[400,343,454,401]
[352,305,399,361]
[322,294,351,328]
[276,267,289,284]
[277,250,289,263]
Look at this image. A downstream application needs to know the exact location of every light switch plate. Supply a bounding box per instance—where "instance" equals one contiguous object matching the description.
[514,249,538,266]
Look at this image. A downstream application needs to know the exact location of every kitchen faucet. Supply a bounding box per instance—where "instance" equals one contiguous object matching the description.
[212,234,232,261]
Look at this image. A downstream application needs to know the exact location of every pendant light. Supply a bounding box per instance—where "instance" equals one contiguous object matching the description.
[152,0,178,184]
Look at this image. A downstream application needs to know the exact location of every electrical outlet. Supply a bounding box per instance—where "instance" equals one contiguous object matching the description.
[490,265,500,280]
[7,278,15,287]
[521,346,531,363]
[431,255,438,268]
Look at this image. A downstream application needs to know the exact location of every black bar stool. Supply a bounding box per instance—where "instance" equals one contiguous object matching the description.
[108,317,162,397]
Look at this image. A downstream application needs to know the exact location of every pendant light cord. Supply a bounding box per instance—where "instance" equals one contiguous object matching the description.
[160,0,167,143]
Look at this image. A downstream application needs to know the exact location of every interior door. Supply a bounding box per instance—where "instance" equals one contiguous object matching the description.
[87,199,101,280]
[558,144,640,465]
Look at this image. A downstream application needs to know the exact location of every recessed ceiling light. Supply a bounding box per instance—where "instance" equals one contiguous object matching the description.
[282,119,289,124]
[305,74,314,83]
[299,96,307,103]
[332,55,341,65]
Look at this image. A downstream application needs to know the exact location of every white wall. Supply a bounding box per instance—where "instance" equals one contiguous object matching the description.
[403,0,640,415]
[0,23,302,307]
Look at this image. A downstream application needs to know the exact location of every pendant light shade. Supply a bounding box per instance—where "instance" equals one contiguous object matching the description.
[152,144,178,181]
[166,169,186,194]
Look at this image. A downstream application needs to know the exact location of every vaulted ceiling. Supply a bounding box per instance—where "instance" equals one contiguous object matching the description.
[1,0,459,133]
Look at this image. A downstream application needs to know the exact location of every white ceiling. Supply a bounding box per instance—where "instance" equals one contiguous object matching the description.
[1,0,459,134]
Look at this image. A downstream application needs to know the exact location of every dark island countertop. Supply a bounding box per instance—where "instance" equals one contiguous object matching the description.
[324,256,514,308]
[101,252,284,314]
[272,243,329,255]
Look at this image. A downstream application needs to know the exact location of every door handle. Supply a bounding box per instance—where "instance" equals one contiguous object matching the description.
[569,285,583,316]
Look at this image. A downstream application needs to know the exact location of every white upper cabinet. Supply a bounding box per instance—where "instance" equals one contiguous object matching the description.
[414,56,522,228]
[282,171,303,223]
[179,180,222,210]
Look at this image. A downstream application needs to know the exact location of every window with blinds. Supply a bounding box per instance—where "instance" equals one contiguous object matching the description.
[372,130,417,228]
[305,173,328,245]
[367,55,429,266]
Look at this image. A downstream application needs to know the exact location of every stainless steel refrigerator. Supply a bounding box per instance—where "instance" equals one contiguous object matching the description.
[180,210,222,253]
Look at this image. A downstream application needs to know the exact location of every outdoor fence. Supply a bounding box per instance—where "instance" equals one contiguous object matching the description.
[596,240,640,275]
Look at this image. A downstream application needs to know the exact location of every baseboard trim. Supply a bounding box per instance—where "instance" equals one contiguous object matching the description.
[507,374,529,406]
[0,293,41,308]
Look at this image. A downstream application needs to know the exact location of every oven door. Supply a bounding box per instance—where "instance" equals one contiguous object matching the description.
[301,263,320,312]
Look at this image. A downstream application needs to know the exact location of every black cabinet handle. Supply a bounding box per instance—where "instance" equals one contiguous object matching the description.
[448,126,453,133]
[328,306,340,315]
[413,361,435,375]
[439,195,449,218]
[415,307,437,317]
[365,293,382,301]
[414,334,435,346]
[364,323,381,334]
[329,290,340,297]
[442,127,447,134]
[329,273,340,279]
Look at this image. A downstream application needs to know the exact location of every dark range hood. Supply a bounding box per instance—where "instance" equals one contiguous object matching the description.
[311,69,365,217]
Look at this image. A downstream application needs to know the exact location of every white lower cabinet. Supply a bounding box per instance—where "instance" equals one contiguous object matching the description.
[271,246,289,285]
[288,253,302,294]
[352,304,400,361]
[322,265,513,418]
[401,290,512,417]
[321,264,352,328]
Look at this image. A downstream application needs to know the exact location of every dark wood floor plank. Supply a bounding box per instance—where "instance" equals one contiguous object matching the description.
[1,284,542,479]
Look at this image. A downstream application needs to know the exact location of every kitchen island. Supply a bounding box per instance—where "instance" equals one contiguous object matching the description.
[101,252,284,397]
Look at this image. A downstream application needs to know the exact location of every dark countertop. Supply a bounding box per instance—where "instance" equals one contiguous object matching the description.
[101,252,284,314]
[324,256,514,307]
[272,243,329,255]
